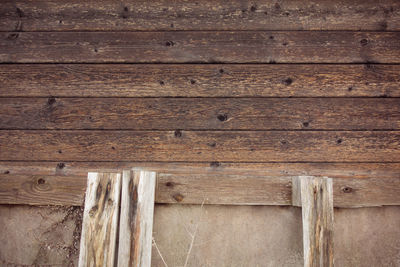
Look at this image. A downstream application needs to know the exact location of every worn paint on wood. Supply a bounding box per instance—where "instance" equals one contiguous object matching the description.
[118,170,156,267]
[1,98,399,130]
[1,0,399,31]
[1,32,399,63]
[78,172,121,267]
[1,64,399,97]
[1,130,399,162]
[294,176,334,267]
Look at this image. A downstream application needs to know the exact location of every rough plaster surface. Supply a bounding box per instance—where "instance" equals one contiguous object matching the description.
[0,205,399,266]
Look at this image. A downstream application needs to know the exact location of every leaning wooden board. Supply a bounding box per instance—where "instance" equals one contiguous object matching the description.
[1,64,398,97]
[1,32,400,63]
[0,130,399,162]
[1,0,399,31]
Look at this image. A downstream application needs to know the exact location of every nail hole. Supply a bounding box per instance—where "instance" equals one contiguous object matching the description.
[124,7,129,12]
[264,11,268,15]
[337,139,342,144]
[159,80,165,85]
[219,68,224,74]
[217,114,228,122]
[57,163,65,169]
[7,33,19,40]
[275,3,281,9]
[284,11,290,16]
[174,130,182,137]
[283,78,293,86]
[380,94,388,98]
[16,7,24,17]
[58,150,62,154]
[250,6,257,12]
[94,48,98,53]
[269,60,276,64]
[348,86,353,92]
[170,23,174,28]
[166,182,174,187]
[210,161,221,167]
[208,142,216,147]
[4,170,10,174]
[47,96,56,105]
[342,187,353,193]
[282,42,288,46]
[269,35,274,40]
[59,20,63,24]
[360,39,369,46]
[302,122,309,127]
[165,41,174,46]
[111,146,115,150]
[190,79,196,84]
[37,178,45,185]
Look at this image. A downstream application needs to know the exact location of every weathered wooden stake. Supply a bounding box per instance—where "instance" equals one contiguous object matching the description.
[117,169,157,267]
[78,172,122,267]
[292,176,334,267]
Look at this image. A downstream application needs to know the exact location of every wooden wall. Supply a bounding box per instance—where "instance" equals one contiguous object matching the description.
[0,0,400,206]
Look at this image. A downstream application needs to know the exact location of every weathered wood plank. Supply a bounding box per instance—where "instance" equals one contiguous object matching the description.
[118,170,156,267]
[156,173,292,205]
[0,172,399,207]
[1,32,399,63]
[1,98,399,130]
[78,172,121,267]
[1,0,399,31]
[0,173,85,205]
[1,130,399,162]
[1,64,399,97]
[2,162,399,179]
[294,176,334,267]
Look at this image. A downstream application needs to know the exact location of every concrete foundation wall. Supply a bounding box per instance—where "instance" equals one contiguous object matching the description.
[1,205,399,266]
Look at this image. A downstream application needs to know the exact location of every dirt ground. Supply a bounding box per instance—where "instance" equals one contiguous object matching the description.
[0,205,399,267]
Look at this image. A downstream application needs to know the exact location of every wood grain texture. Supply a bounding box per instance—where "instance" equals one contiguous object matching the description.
[1,64,399,97]
[1,172,398,207]
[1,0,399,31]
[1,98,399,130]
[1,130,399,162]
[1,32,399,63]
[118,170,156,267]
[295,176,334,267]
[78,172,121,267]
[1,162,399,179]
[0,173,85,205]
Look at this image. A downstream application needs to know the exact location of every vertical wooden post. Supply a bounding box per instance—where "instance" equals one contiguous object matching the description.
[117,169,157,267]
[79,172,122,267]
[292,176,334,267]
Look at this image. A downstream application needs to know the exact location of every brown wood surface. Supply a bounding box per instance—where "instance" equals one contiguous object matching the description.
[0,173,86,205]
[0,130,399,162]
[1,162,399,178]
[1,32,400,63]
[1,64,399,97]
[1,98,399,130]
[0,172,399,207]
[1,0,399,31]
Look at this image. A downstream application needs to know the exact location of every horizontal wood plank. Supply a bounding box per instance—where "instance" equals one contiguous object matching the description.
[1,162,399,179]
[1,32,399,63]
[1,172,399,207]
[0,130,399,162]
[1,0,399,31]
[0,173,86,205]
[1,98,399,130]
[1,64,399,97]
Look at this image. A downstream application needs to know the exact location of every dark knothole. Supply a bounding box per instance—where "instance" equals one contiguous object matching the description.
[217,114,228,122]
